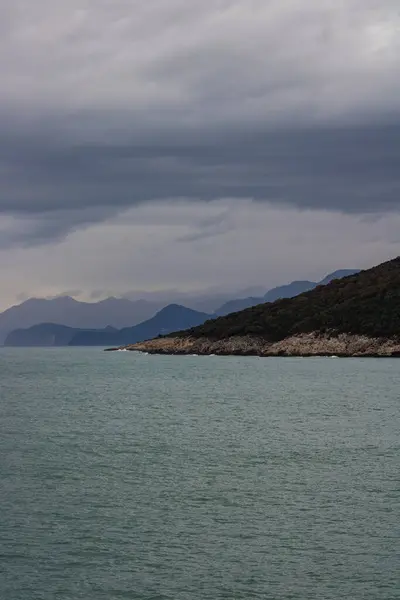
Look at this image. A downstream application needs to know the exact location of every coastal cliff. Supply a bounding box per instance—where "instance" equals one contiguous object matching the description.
[122,333,400,357]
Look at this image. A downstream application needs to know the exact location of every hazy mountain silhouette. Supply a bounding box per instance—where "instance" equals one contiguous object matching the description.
[317,269,360,285]
[4,305,211,347]
[215,270,359,316]
[0,296,162,344]
[69,305,212,346]
[4,323,118,347]
[1,270,359,344]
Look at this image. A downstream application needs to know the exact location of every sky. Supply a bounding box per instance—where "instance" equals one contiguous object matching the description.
[0,0,399,310]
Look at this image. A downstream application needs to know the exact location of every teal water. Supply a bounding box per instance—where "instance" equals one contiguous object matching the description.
[0,348,399,600]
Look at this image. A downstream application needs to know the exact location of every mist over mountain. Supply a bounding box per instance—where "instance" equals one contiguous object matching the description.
[121,287,268,315]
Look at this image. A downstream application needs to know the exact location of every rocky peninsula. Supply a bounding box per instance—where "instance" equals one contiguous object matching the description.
[108,257,400,357]
[119,332,400,357]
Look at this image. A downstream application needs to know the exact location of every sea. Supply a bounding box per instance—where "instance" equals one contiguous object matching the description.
[0,348,399,600]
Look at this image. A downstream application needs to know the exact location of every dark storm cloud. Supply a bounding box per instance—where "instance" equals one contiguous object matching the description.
[0,0,399,245]
[1,124,399,218]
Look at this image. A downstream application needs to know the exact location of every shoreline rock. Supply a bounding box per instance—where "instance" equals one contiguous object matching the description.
[106,332,400,357]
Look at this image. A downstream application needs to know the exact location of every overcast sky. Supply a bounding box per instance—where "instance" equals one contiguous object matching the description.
[0,0,399,309]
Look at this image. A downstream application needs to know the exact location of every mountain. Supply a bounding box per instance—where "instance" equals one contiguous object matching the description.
[0,270,360,344]
[215,270,360,316]
[318,269,360,285]
[0,296,162,344]
[69,305,212,346]
[122,287,268,314]
[4,305,211,347]
[0,269,361,344]
[126,258,400,357]
[214,296,261,316]
[263,280,316,302]
[4,323,117,347]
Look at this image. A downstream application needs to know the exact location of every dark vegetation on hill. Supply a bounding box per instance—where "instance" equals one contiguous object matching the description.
[179,258,400,341]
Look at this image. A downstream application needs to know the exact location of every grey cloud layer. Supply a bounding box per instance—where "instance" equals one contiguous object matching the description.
[0,0,400,245]
[2,126,399,213]
[1,0,399,117]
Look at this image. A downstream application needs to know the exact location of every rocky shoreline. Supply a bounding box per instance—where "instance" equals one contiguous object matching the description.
[107,332,400,357]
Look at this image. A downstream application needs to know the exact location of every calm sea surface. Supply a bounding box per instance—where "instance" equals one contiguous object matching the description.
[0,348,399,600]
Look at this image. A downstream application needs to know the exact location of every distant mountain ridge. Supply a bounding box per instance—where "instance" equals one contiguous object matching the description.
[0,296,163,344]
[0,268,359,345]
[69,304,212,347]
[215,270,360,316]
[4,305,211,347]
[4,323,116,347]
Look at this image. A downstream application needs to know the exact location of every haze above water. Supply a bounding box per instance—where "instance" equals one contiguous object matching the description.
[1,348,399,600]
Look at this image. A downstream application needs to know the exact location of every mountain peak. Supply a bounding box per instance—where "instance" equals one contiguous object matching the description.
[318,269,360,286]
[156,303,200,316]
